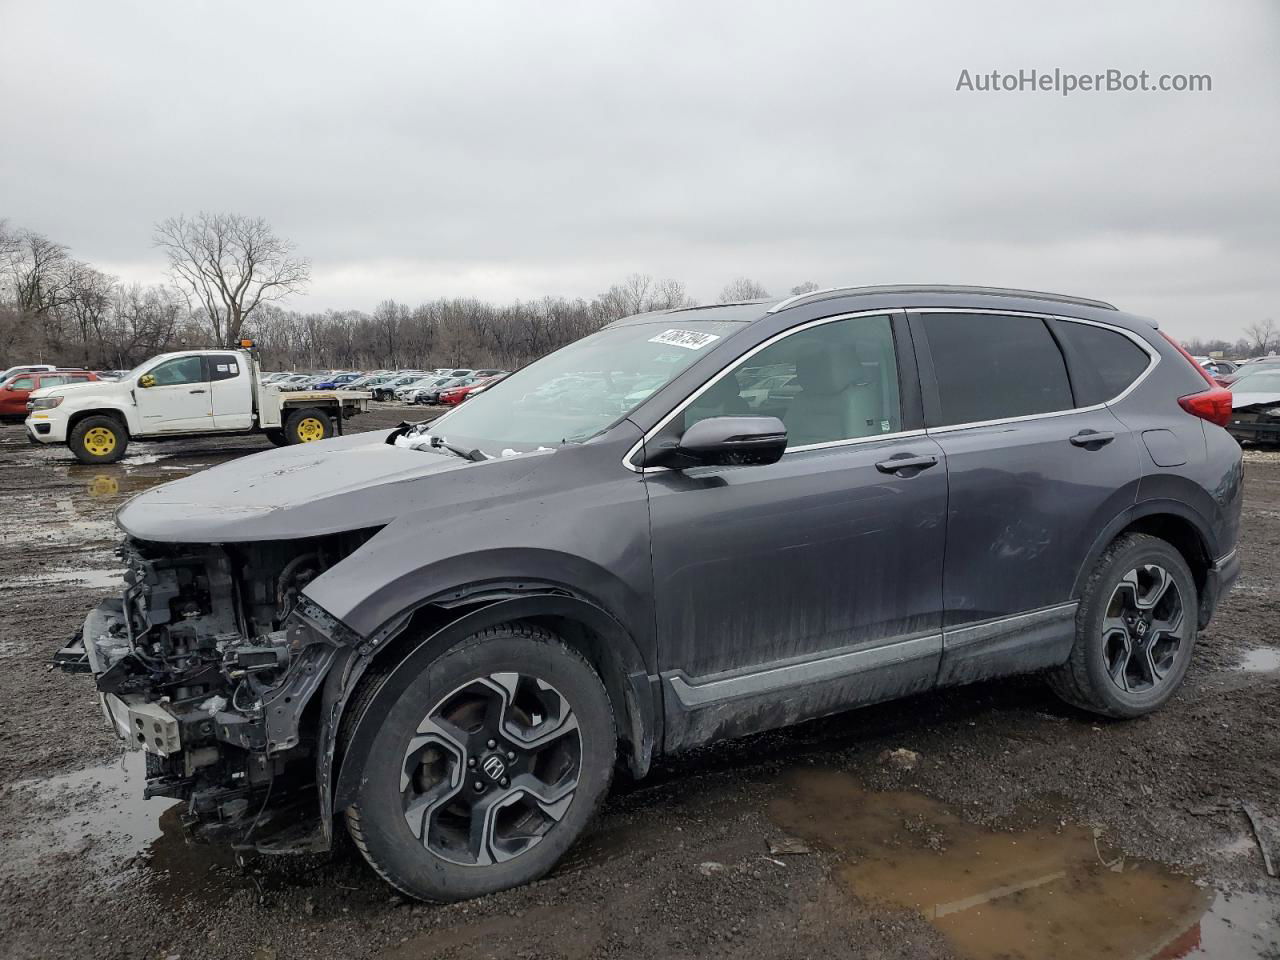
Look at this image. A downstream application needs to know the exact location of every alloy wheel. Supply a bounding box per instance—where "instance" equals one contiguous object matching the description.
[400,672,582,866]
[1101,564,1185,694]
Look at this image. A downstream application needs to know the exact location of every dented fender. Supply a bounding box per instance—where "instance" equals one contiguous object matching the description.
[315,593,658,842]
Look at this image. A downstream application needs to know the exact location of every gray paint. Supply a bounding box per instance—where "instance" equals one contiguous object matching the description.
[107,286,1243,779]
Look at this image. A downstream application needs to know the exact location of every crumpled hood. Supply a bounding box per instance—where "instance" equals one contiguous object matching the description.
[1230,392,1280,410]
[115,430,545,542]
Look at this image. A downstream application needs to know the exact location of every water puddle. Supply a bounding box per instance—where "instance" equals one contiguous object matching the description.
[5,750,241,900]
[769,769,1278,959]
[1237,648,1280,673]
[6,751,178,875]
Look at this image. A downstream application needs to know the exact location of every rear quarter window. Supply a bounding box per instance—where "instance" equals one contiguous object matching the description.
[922,313,1073,426]
[1050,320,1152,405]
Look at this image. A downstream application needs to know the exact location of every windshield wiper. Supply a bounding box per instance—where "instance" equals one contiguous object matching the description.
[428,435,488,462]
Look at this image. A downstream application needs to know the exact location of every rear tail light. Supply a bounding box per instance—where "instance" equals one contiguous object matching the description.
[1160,332,1233,427]
[1177,388,1233,427]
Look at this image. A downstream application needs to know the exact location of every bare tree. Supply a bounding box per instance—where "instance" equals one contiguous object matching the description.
[154,212,310,345]
[649,278,695,310]
[1244,318,1278,356]
[790,281,821,296]
[62,263,116,365]
[719,277,770,302]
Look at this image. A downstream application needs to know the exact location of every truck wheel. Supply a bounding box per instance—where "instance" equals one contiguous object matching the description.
[1049,533,1197,718]
[265,430,288,447]
[283,408,333,444]
[69,415,128,464]
[343,622,616,902]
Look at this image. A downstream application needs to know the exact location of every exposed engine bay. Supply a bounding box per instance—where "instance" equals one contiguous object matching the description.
[73,532,375,850]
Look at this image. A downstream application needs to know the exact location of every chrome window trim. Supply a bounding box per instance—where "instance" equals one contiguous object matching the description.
[622,309,908,474]
[917,308,1161,436]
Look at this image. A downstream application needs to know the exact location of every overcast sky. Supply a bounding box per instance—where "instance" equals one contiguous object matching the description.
[2,0,1276,339]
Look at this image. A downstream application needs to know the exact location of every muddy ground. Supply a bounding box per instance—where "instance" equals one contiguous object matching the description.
[0,409,1276,960]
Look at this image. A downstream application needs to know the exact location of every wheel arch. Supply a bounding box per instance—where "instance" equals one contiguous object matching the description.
[322,591,658,835]
[1073,501,1217,628]
[67,406,131,437]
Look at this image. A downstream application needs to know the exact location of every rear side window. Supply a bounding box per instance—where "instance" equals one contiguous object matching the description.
[1050,320,1151,405]
[922,313,1072,426]
[207,354,241,382]
[39,375,68,387]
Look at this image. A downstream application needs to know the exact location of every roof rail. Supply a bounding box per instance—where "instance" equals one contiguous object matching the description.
[767,284,1118,314]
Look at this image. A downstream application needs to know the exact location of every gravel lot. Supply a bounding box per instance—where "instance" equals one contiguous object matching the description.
[0,410,1276,959]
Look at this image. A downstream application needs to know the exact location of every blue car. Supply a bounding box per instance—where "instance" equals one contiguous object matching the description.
[310,372,363,390]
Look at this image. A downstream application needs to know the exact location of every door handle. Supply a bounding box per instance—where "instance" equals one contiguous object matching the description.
[1070,430,1115,447]
[875,454,939,475]
[189,389,207,394]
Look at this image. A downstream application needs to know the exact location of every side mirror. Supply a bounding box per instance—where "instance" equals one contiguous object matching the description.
[643,415,788,468]
[138,374,156,388]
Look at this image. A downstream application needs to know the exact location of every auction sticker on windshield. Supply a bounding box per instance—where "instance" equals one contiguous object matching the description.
[648,329,721,350]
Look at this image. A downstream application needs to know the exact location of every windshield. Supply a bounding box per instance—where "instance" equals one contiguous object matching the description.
[1233,370,1280,392]
[418,320,742,453]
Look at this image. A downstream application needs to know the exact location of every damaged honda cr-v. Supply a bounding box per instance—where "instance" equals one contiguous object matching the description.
[58,285,1243,902]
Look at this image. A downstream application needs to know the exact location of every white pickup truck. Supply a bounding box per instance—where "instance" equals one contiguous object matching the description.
[24,344,371,463]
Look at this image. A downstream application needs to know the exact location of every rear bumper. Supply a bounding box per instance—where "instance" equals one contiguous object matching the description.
[1200,548,1240,628]
[1227,414,1280,444]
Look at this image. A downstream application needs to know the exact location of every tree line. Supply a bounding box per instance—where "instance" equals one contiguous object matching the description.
[6,212,1269,373]
[0,215,806,373]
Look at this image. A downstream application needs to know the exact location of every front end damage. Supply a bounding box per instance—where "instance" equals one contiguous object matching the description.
[61,533,374,852]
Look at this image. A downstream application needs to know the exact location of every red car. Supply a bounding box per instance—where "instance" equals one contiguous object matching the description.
[0,369,98,419]
[438,375,503,406]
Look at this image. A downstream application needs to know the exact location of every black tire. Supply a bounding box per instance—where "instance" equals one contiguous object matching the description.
[282,407,334,445]
[68,415,128,464]
[265,429,289,447]
[1049,533,1198,718]
[344,622,615,902]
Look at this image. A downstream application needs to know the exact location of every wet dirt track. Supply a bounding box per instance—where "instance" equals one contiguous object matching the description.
[0,413,1277,960]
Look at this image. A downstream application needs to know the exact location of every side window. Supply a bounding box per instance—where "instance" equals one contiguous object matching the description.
[1049,320,1152,406]
[9,376,35,390]
[681,314,902,448]
[207,354,241,382]
[148,356,206,386]
[923,313,1072,426]
[39,376,68,387]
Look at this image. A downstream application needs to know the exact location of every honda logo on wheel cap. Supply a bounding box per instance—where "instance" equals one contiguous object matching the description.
[481,755,507,781]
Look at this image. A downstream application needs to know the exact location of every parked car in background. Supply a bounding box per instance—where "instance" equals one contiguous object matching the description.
[1,369,98,420]
[414,375,479,404]
[1193,357,1237,380]
[1219,356,1280,386]
[0,363,56,382]
[372,374,428,401]
[438,374,505,406]
[56,285,1241,903]
[394,376,447,402]
[312,372,364,390]
[1226,367,1280,446]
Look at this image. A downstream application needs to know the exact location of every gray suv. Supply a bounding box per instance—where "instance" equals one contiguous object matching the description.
[62,285,1242,902]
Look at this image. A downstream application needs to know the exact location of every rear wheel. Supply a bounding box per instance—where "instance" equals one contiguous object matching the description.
[283,407,333,444]
[1049,533,1197,718]
[343,623,615,902]
[265,429,288,447]
[69,415,128,464]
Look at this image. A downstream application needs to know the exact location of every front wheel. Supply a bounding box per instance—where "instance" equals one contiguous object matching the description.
[1049,533,1197,718]
[343,623,616,901]
[282,407,333,444]
[69,415,129,464]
